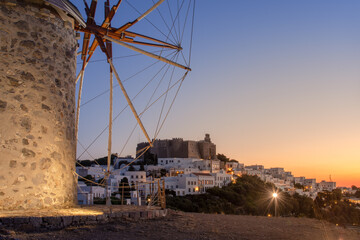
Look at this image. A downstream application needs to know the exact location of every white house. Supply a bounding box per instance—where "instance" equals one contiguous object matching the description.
[245,169,264,179]
[225,162,244,171]
[304,178,317,189]
[163,174,199,196]
[211,170,232,187]
[317,181,336,192]
[77,181,106,205]
[192,172,215,193]
[294,177,305,185]
[178,174,199,195]
[245,165,264,171]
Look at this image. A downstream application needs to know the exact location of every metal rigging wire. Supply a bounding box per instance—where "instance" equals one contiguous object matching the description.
[124,0,177,46]
[76,0,196,169]
[76,51,179,160]
[80,50,177,108]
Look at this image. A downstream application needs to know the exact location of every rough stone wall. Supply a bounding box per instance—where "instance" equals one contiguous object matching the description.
[137,135,216,159]
[0,1,77,210]
[198,141,216,160]
[171,139,187,158]
[186,141,201,159]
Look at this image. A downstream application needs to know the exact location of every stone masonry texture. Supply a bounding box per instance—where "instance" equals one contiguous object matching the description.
[0,1,78,210]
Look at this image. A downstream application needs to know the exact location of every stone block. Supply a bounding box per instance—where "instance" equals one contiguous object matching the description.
[61,216,73,227]
[78,216,87,223]
[13,217,29,224]
[42,216,62,226]
[114,212,123,218]
[159,209,167,217]
[121,212,129,219]
[96,214,105,221]
[72,216,81,224]
[29,217,42,228]
[154,210,160,217]
[85,221,97,225]
[87,215,97,221]
[147,211,154,219]
[17,223,37,232]
[140,211,147,219]
[129,212,140,220]
[0,218,14,225]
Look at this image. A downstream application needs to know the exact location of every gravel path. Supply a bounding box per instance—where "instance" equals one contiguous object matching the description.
[3,211,360,240]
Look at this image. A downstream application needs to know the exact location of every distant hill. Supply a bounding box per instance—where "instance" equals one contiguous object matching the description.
[166,175,360,226]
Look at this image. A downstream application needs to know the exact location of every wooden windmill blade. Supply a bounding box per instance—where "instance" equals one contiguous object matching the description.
[123,30,181,49]
[105,0,113,204]
[81,0,98,60]
[85,0,166,63]
[82,25,180,50]
[103,35,191,71]
[86,0,122,62]
[75,0,180,83]
[104,0,113,59]
[74,0,122,84]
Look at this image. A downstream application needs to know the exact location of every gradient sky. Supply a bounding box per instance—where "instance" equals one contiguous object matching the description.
[74,1,360,187]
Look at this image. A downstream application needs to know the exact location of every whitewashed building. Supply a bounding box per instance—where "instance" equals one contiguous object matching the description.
[77,181,106,205]
[212,170,232,187]
[317,181,336,192]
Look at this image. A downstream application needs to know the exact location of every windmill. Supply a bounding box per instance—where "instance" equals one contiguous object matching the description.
[74,0,195,205]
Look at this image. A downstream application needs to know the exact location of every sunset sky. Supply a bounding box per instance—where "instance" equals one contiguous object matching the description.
[74,1,360,187]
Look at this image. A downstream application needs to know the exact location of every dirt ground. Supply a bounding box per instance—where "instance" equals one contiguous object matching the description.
[1,211,359,240]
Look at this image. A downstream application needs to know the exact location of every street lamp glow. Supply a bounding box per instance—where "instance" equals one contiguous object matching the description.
[272,192,278,198]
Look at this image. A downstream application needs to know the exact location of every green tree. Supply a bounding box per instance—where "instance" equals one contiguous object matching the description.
[139,163,145,171]
[82,175,95,186]
[77,160,92,167]
[294,183,305,190]
[143,150,158,165]
[355,190,360,198]
[160,168,167,177]
[119,177,131,200]
[217,153,229,162]
[128,165,135,171]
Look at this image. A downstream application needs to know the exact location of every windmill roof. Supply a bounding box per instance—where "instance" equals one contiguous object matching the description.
[44,0,86,27]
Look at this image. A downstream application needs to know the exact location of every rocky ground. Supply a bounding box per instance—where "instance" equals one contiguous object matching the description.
[1,211,359,240]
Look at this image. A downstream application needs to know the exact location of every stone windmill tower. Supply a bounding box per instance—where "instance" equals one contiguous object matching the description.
[0,0,85,210]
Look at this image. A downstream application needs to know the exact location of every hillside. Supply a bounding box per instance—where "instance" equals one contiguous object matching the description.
[166,175,360,226]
